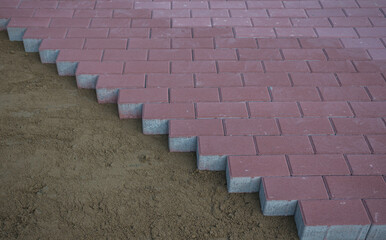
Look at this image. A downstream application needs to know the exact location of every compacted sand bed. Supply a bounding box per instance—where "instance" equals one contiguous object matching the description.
[0,31,298,239]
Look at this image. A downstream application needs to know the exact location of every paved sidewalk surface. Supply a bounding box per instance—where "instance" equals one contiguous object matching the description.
[1,0,385,239]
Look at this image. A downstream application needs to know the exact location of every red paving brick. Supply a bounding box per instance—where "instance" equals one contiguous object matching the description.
[4,0,386,234]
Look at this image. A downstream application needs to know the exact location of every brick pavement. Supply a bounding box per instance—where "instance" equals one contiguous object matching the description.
[1,0,386,239]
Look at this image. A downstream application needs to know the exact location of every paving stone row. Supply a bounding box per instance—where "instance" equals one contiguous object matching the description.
[1,0,386,239]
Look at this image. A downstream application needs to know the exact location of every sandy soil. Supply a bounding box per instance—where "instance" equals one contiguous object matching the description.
[0,31,298,240]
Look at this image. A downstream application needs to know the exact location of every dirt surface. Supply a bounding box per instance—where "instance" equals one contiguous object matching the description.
[0,31,298,240]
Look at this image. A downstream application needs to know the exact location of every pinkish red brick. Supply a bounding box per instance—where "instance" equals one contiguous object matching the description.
[147,73,194,88]
[337,73,386,86]
[173,18,211,27]
[357,0,386,8]
[368,49,386,60]
[333,118,386,135]
[172,38,213,49]
[170,88,220,103]
[196,102,248,118]
[129,38,170,49]
[192,9,229,17]
[235,27,276,38]
[118,88,168,104]
[224,119,280,136]
[193,27,234,38]
[169,119,224,137]
[356,27,386,37]
[262,176,328,200]
[350,102,386,117]
[153,9,190,18]
[172,61,216,73]
[135,2,170,9]
[151,28,191,38]
[282,49,326,61]
[149,49,192,61]
[95,0,133,9]
[297,200,371,229]
[8,17,51,27]
[231,9,267,17]
[172,1,208,9]
[370,17,386,27]
[320,0,359,8]
[1,0,20,8]
[258,38,300,48]
[368,86,386,101]
[51,18,90,28]
[264,61,310,73]
[330,17,372,27]
[39,38,84,50]
[96,74,145,89]
[252,18,291,27]
[306,9,345,17]
[194,49,237,60]
[354,60,386,72]
[76,61,124,75]
[210,1,246,9]
[85,39,127,49]
[279,118,334,135]
[90,18,129,28]
[227,155,290,179]
[142,103,195,120]
[34,9,74,18]
[19,0,58,9]
[284,1,321,9]
[247,1,284,9]
[347,154,386,175]
[325,49,371,61]
[215,38,257,48]
[197,136,257,156]
[271,87,321,102]
[221,87,270,102]
[109,28,149,38]
[316,27,358,38]
[300,102,354,117]
[213,18,252,27]
[291,17,331,27]
[238,49,282,60]
[195,73,243,87]
[67,28,109,38]
[132,19,170,28]
[74,9,113,18]
[218,61,263,73]
[326,176,386,199]
[57,49,103,61]
[345,8,384,17]
[103,49,148,61]
[58,1,95,9]
[312,135,371,154]
[289,154,350,176]
[269,9,307,17]
[244,73,292,87]
[113,9,151,18]
[341,38,384,48]
[365,199,386,230]
[367,135,386,154]
[23,27,67,39]
[290,73,339,86]
[309,61,356,73]
[299,38,343,48]
[319,87,371,101]
[0,9,34,18]
[256,136,314,154]
[276,28,317,38]
[249,102,301,117]
[125,61,169,74]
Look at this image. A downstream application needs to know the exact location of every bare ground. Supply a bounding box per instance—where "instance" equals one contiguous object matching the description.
[0,31,298,240]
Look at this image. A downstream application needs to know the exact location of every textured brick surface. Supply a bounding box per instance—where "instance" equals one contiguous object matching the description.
[3,0,386,235]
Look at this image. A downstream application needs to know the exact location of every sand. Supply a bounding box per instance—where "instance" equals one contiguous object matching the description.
[0,31,298,240]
